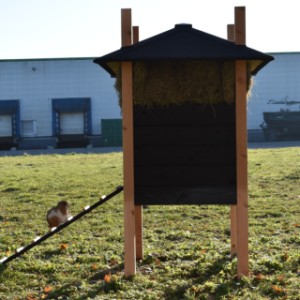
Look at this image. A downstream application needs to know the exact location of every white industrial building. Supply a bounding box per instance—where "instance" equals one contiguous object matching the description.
[0,58,122,150]
[0,53,299,150]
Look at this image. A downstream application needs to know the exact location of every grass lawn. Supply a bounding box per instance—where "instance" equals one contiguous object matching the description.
[0,148,299,299]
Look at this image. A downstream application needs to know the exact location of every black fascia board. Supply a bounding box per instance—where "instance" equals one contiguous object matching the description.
[94,24,274,76]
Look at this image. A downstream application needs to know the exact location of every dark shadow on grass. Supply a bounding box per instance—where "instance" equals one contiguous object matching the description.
[194,255,233,284]
[43,249,63,256]
[72,264,125,300]
[44,283,75,299]
[33,254,240,299]
[89,263,124,282]
[0,264,7,274]
[42,264,125,300]
[163,253,236,300]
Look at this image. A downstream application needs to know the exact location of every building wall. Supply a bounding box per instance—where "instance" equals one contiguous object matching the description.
[1,53,300,147]
[0,58,120,143]
[248,52,300,135]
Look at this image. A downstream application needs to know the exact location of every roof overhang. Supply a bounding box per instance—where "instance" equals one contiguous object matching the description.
[94,24,274,77]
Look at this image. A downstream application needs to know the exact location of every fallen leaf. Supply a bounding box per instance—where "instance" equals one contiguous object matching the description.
[91,263,98,270]
[44,286,52,293]
[276,275,285,282]
[272,285,283,293]
[60,243,68,250]
[191,285,198,293]
[255,273,265,281]
[104,274,111,283]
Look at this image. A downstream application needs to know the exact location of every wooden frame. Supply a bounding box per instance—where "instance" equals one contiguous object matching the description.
[227,24,238,257]
[227,7,249,277]
[121,9,136,276]
[121,6,249,277]
[234,6,249,276]
[132,25,143,261]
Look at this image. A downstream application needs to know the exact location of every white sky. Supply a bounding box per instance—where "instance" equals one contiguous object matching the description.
[0,0,299,60]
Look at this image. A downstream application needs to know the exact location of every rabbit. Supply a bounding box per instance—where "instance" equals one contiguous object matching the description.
[46,201,70,228]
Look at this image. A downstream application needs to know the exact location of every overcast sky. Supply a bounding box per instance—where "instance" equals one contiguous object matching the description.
[0,0,299,60]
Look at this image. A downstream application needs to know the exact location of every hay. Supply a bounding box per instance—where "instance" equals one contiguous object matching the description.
[115,60,252,107]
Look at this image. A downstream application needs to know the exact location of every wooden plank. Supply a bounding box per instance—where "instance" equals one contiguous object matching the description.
[135,204,143,260]
[134,126,236,146]
[230,203,238,255]
[234,7,246,45]
[134,104,236,127]
[235,59,248,275]
[133,26,139,44]
[122,9,132,47]
[135,186,237,205]
[227,23,238,256]
[227,24,235,43]
[132,24,143,261]
[235,6,249,276]
[121,8,136,277]
[135,165,236,187]
[135,145,236,166]
[122,64,136,276]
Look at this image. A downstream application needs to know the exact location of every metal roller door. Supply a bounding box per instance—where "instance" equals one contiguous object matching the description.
[59,112,84,135]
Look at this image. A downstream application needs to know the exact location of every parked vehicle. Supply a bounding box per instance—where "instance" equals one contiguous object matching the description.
[261,97,300,141]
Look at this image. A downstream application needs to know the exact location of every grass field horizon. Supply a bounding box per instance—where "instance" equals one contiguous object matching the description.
[0,148,299,299]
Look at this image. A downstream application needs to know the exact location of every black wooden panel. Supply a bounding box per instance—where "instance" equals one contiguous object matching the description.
[134,165,236,186]
[135,145,236,166]
[134,104,236,127]
[133,103,236,205]
[134,186,237,205]
[134,126,235,146]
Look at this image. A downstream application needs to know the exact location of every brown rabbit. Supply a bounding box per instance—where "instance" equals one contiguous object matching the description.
[46,201,70,228]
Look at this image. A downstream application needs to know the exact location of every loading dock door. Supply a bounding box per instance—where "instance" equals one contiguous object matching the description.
[52,98,91,148]
[59,112,84,134]
[0,115,12,137]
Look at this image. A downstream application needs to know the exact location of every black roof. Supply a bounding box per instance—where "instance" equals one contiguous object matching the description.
[94,24,273,76]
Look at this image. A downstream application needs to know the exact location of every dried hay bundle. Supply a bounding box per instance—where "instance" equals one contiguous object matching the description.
[115,60,252,107]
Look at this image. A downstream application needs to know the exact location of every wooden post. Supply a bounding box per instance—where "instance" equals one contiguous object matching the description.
[122,9,132,46]
[227,23,238,256]
[234,6,249,276]
[132,25,143,261]
[227,24,235,42]
[133,25,139,44]
[121,8,136,276]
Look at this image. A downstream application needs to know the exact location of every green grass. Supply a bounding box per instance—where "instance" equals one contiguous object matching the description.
[0,148,299,299]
